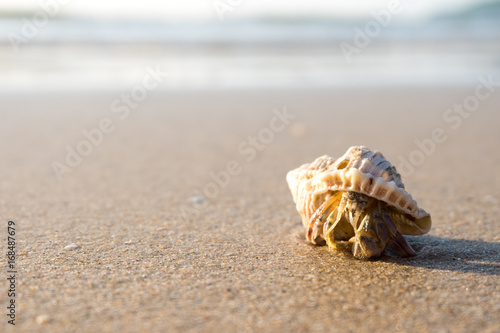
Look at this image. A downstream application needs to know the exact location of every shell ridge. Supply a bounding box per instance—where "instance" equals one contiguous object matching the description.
[305,168,428,220]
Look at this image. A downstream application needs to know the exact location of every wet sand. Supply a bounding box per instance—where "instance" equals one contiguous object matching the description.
[1,88,499,332]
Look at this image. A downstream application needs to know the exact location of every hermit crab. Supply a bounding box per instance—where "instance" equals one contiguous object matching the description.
[286,146,431,259]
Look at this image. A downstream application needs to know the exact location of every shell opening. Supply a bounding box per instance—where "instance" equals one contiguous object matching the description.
[338,160,349,169]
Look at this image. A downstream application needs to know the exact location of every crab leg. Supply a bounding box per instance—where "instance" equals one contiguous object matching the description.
[306,194,341,245]
[351,210,386,259]
[380,210,416,257]
[324,196,354,250]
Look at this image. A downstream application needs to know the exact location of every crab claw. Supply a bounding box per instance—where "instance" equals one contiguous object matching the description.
[351,205,416,259]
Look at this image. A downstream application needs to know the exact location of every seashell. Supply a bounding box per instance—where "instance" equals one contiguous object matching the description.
[286,146,431,259]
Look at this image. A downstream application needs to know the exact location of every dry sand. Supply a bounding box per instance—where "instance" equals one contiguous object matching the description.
[0,88,499,332]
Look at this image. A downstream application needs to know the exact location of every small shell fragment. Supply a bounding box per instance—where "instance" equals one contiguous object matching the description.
[64,244,81,250]
[36,314,51,325]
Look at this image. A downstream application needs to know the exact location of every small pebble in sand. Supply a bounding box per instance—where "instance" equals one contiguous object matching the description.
[36,314,51,325]
[64,244,81,250]
[124,240,135,245]
[189,195,208,204]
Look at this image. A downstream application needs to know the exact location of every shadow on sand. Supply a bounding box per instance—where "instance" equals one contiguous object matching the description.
[381,235,500,276]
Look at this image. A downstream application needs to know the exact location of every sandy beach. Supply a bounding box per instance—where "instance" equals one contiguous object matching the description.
[1,87,499,332]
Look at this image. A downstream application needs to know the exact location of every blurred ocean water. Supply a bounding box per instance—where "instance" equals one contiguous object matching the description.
[1,5,500,90]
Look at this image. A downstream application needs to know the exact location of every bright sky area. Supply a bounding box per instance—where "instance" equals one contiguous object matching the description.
[0,0,486,21]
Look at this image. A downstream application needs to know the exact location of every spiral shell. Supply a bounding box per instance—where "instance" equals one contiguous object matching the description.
[286,146,431,236]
